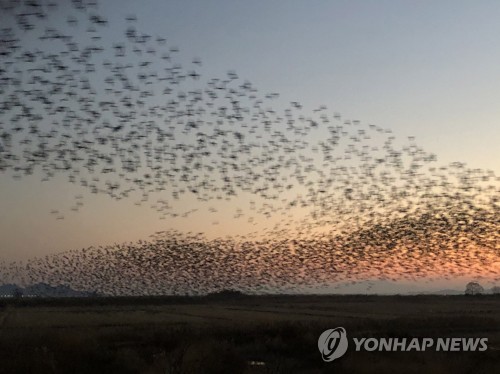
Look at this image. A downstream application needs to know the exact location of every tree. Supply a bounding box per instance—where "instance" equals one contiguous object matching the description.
[491,286,500,295]
[12,287,23,299]
[465,282,484,296]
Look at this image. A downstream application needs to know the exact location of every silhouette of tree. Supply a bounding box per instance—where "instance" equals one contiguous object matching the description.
[206,289,245,299]
[13,287,23,299]
[491,286,500,295]
[465,282,484,296]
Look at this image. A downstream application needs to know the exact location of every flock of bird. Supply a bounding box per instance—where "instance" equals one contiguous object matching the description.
[0,0,498,295]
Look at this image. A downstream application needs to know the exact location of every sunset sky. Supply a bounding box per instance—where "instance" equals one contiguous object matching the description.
[0,1,498,293]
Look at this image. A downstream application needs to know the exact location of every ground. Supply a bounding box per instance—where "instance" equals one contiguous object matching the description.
[0,295,499,373]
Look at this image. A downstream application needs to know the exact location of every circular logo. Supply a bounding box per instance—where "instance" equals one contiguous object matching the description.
[318,327,348,362]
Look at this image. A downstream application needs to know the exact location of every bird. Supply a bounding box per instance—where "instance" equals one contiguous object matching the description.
[0,0,498,295]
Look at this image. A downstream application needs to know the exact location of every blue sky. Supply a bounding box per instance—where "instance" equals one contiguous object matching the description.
[103,0,500,171]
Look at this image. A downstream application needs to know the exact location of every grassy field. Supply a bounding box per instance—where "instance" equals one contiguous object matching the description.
[0,295,499,373]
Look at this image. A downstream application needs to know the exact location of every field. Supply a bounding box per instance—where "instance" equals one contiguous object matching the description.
[0,295,499,373]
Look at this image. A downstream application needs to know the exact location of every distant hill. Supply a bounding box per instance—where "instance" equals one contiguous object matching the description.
[206,289,246,299]
[0,284,21,295]
[0,283,96,297]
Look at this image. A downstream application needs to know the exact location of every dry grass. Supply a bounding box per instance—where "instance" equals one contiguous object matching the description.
[0,295,499,373]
